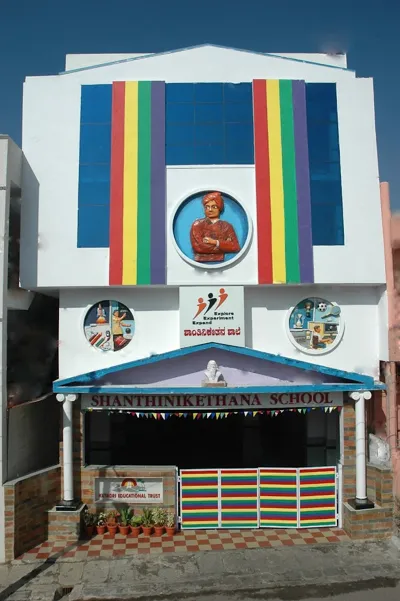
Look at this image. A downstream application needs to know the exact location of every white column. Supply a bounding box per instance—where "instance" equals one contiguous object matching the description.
[56,393,77,504]
[349,391,372,504]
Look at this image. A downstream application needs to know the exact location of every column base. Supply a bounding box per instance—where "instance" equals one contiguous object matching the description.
[348,497,375,510]
[55,499,82,512]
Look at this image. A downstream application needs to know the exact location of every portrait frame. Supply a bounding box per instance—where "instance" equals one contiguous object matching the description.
[171,188,253,270]
[286,297,345,356]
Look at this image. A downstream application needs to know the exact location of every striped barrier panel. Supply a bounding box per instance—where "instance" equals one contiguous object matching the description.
[220,469,259,529]
[259,468,298,528]
[299,467,337,528]
[180,469,219,529]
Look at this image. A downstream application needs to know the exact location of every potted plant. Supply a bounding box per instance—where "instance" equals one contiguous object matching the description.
[83,508,96,537]
[96,512,107,536]
[165,511,176,537]
[118,508,132,535]
[105,509,120,537]
[130,514,142,537]
[152,507,166,537]
[141,508,154,536]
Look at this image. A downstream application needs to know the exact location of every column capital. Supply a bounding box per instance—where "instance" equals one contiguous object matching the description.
[56,393,78,403]
[349,390,372,401]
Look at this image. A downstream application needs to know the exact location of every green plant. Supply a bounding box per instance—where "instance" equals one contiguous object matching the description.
[141,508,154,527]
[83,508,96,526]
[130,514,143,527]
[105,509,120,525]
[119,508,132,527]
[165,511,175,528]
[152,507,166,527]
[97,512,106,527]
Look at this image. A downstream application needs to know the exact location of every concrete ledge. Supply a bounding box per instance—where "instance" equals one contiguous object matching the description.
[48,504,85,542]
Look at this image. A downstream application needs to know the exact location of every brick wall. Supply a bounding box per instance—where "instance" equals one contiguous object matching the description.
[343,503,393,539]
[4,465,61,560]
[48,506,84,542]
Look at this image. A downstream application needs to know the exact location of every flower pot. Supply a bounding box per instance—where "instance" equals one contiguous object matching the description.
[165,527,175,537]
[107,525,118,537]
[142,526,153,536]
[85,525,94,537]
[154,526,164,537]
[130,526,141,537]
[119,525,130,536]
[96,525,106,535]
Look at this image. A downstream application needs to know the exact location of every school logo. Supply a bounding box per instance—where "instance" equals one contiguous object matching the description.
[193,288,228,319]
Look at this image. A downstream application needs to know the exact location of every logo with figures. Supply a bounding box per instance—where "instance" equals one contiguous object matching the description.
[193,288,229,319]
[179,286,245,348]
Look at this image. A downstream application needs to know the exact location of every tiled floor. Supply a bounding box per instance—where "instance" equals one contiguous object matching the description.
[17,527,350,562]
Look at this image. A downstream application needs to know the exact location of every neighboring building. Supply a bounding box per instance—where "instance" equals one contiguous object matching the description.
[0,137,60,562]
[18,46,392,546]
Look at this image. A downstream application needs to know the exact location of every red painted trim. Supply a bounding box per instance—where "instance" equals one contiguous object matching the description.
[253,80,272,284]
[109,81,125,285]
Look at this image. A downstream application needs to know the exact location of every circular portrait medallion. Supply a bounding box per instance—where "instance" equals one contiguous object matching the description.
[84,300,135,352]
[287,297,344,355]
[172,191,251,269]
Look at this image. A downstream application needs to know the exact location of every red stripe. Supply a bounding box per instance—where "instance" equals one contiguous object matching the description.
[253,79,272,283]
[109,81,125,285]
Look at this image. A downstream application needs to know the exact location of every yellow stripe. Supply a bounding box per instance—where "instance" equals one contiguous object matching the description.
[301,518,336,524]
[301,471,335,477]
[122,81,138,284]
[261,519,296,525]
[301,507,335,512]
[181,474,218,478]
[260,484,296,489]
[260,496,296,501]
[183,509,219,514]
[300,483,335,489]
[300,495,336,501]
[266,80,286,283]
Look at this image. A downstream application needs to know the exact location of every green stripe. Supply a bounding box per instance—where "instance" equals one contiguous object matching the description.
[280,80,300,283]
[137,81,152,284]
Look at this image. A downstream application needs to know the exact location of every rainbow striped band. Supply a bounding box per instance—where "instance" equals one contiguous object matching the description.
[253,79,314,284]
[109,81,166,285]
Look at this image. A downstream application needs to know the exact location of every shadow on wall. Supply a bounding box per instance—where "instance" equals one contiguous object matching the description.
[19,157,39,289]
[7,395,60,481]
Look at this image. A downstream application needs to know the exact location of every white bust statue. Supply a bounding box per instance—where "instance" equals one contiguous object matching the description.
[202,360,226,387]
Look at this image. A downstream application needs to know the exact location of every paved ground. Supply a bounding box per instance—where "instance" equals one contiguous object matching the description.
[0,538,399,601]
[17,528,350,561]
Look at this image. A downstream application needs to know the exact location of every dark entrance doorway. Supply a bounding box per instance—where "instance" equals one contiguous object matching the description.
[85,410,339,469]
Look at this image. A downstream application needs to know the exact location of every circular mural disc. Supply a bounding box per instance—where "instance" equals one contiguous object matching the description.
[84,300,135,352]
[172,190,252,269]
[287,297,344,355]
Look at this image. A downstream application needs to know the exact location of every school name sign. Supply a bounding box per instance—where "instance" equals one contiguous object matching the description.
[81,391,343,411]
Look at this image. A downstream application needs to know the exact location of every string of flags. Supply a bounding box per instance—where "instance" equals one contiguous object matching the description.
[85,407,342,419]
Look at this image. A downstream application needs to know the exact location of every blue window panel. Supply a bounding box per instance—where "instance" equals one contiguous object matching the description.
[224,82,252,102]
[225,140,254,164]
[225,123,254,145]
[80,85,112,124]
[309,179,344,245]
[166,145,196,165]
[195,83,223,102]
[224,101,253,123]
[195,145,224,164]
[166,103,195,123]
[79,124,111,164]
[166,123,195,145]
[307,124,340,164]
[195,103,223,123]
[310,163,341,181]
[78,181,110,206]
[306,83,337,114]
[79,163,110,184]
[77,205,110,248]
[166,83,194,103]
[195,123,224,144]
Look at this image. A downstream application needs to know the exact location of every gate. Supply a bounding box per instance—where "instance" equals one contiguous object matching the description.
[179,466,338,529]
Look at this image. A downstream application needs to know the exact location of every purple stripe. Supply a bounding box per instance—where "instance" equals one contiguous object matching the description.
[150,81,166,284]
[292,81,314,283]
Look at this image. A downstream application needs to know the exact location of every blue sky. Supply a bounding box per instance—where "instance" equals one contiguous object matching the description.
[1,0,399,207]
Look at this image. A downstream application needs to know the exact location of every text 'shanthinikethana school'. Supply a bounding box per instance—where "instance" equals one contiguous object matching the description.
[19,46,394,541]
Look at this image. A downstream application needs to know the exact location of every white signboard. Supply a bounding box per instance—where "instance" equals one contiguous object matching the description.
[82,391,343,412]
[179,286,245,348]
[94,477,163,504]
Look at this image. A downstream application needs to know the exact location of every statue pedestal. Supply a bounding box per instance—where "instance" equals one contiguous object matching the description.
[201,381,227,388]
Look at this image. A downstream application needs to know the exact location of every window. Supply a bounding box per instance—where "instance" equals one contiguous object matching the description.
[166,83,254,165]
[77,84,112,248]
[306,83,344,246]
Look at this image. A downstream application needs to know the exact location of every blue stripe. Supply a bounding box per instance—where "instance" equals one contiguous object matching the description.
[77,84,112,249]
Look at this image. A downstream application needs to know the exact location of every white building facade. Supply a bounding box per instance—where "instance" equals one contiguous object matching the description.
[19,46,392,538]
